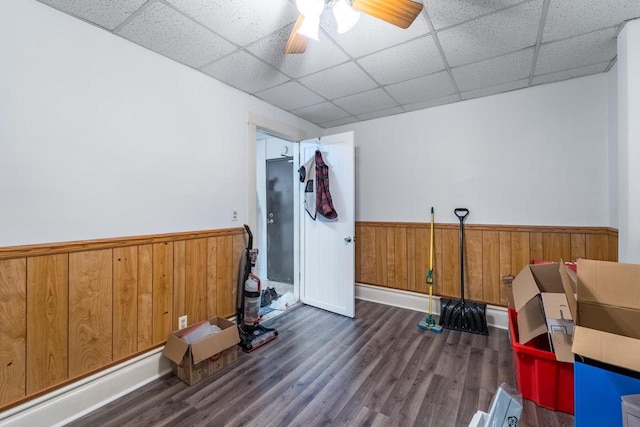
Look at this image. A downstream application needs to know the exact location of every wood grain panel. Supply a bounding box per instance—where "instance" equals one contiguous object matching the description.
[529,232,543,261]
[465,230,483,301]
[26,255,68,393]
[152,243,173,345]
[352,223,617,306]
[186,239,208,323]
[113,247,137,360]
[570,234,586,261]
[216,235,235,318]
[0,259,26,406]
[137,245,153,351]
[542,233,571,262]
[173,240,186,329]
[406,228,416,292]
[0,227,252,410]
[375,227,388,287]
[69,250,113,378]
[441,229,459,298]
[357,225,376,284]
[206,238,218,318]
[586,234,608,260]
[608,234,618,261]
[498,232,511,306]
[510,232,530,277]
[482,232,500,305]
[414,227,429,294]
[434,228,442,296]
[393,228,407,291]
[386,229,396,288]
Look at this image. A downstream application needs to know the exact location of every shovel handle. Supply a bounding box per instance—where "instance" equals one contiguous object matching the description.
[454,208,469,222]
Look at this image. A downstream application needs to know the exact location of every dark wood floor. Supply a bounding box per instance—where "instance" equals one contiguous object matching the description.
[68,300,573,427]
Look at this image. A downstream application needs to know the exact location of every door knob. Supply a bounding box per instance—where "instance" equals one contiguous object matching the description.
[268,213,275,224]
[344,237,352,243]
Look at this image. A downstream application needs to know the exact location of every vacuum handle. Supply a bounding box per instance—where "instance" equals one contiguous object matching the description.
[243,224,253,250]
[454,208,469,222]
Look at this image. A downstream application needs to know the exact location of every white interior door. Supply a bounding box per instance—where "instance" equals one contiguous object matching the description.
[300,131,355,318]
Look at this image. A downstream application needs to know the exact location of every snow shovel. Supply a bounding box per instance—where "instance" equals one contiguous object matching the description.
[439,208,489,335]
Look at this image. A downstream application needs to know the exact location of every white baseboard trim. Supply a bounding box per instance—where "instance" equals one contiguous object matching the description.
[0,347,171,427]
[355,283,508,330]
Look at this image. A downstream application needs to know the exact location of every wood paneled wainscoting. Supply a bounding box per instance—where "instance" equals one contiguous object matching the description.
[355,222,618,307]
[0,228,245,410]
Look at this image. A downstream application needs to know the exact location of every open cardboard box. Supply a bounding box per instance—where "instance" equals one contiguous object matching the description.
[511,262,574,363]
[560,259,640,372]
[162,316,240,386]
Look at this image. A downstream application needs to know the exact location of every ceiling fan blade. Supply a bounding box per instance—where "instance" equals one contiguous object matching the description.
[351,0,423,29]
[284,15,309,54]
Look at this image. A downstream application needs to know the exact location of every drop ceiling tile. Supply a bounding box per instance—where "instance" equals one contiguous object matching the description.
[357,106,404,121]
[402,94,460,112]
[292,102,351,124]
[357,36,445,85]
[166,0,299,46]
[543,0,640,42]
[332,89,398,116]
[200,51,289,94]
[385,71,456,105]
[437,0,542,67]
[320,116,360,128]
[533,61,610,86]
[452,48,533,92]
[116,1,236,68]
[299,62,378,100]
[461,78,528,100]
[535,27,617,75]
[255,81,325,111]
[37,0,147,30]
[247,22,349,78]
[424,0,523,31]
[320,11,431,58]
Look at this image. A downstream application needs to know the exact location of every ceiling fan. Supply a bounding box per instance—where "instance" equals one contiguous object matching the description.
[284,0,424,54]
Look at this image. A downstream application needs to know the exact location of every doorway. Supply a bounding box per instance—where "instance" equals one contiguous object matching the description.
[266,156,294,284]
[255,131,297,318]
[248,117,355,321]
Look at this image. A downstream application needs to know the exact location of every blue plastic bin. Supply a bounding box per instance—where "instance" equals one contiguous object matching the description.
[575,358,640,426]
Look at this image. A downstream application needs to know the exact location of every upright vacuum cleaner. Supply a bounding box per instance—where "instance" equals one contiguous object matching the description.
[237,224,278,352]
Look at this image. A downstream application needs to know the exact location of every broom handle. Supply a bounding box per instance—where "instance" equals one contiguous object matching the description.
[454,209,469,303]
[429,208,434,273]
[428,207,434,314]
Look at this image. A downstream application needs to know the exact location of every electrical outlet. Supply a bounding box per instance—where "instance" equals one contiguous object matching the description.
[232,210,238,221]
[178,315,188,330]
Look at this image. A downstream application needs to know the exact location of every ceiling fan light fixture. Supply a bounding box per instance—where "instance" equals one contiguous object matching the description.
[333,0,360,34]
[296,15,321,40]
[296,0,325,17]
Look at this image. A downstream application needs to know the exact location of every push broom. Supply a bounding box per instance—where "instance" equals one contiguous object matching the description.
[418,207,442,333]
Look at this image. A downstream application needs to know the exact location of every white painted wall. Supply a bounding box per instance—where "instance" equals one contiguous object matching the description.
[617,19,640,262]
[0,0,321,247]
[327,75,610,227]
[608,62,619,229]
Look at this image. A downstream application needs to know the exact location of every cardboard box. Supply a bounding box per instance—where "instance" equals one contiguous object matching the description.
[511,262,574,363]
[162,317,240,386]
[502,274,515,308]
[561,259,640,373]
